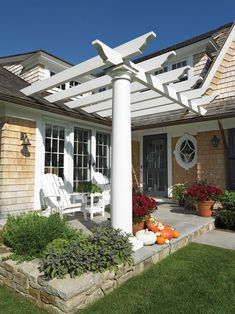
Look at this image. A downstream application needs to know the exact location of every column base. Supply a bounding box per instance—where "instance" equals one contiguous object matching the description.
[129,236,144,251]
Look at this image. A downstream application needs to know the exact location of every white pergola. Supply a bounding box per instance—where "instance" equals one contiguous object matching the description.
[21,32,217,236]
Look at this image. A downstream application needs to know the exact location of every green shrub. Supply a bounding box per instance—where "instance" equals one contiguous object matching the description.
[220,191,235,211]
[1,213,77,260]
[77,182,102,194]
[39,225,133,279]
[217,209,235,230]
[172,183,186,206]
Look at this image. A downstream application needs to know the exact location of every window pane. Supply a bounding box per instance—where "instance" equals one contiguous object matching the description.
[53,126,59,138]
[45,125,51,137]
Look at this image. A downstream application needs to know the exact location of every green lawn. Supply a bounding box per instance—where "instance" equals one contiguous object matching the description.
[0,243,235,314]
[81,243,235,314]
[0,285,46,314]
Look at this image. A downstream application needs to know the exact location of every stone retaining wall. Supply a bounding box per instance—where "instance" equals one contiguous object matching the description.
[0,220,215,314]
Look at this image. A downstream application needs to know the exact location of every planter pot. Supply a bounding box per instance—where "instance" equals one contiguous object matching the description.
[196,200,215,217]
[132,220,145,235]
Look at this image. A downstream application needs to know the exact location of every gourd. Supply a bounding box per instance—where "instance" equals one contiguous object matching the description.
[173,230,180,238]
[135,229,156,246]
[156,236,165,245]
[161,227,174,240]
[146,216,159,233]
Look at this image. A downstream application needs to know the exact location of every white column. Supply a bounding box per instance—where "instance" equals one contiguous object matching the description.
[111,66,133,234]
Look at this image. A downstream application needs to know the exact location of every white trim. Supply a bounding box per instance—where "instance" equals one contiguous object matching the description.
[91,129,96,180]
[139,136,143,192]
[203,24,235,87]
[174,134,197,170]
[167,133,172,197]
[64,125,74,193]
[34,119,45,210]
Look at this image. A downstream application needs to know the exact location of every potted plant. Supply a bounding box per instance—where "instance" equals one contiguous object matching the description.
[132,194,157,234]
[185,183,223,217]
[172,183,186,206]
[77,182,103,194]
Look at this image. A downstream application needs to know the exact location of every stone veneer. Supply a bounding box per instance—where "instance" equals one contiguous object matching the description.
[0,220,215,314]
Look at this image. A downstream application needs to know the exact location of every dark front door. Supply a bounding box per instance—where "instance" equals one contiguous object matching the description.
[143,134,167,196]
[228,128,235,190]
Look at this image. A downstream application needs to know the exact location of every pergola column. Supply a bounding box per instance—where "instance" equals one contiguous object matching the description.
[110,65,135,234]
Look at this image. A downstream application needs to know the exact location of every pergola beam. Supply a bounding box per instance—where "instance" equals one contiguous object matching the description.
[21,32,156,96]
[65,66,191,109]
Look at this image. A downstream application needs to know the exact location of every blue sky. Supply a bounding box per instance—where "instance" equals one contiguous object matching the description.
[1,0,235,64]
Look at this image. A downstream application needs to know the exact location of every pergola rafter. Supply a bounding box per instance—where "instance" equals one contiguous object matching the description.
[21,31,218,245]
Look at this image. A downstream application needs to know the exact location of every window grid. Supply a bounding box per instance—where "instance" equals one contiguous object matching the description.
[96,132,110,178]
[44,124,65,179]
[73,127,91,190]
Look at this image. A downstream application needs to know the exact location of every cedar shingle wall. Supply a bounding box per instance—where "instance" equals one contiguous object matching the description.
[0,117,36,217]
[209,40,235,98]
[193,52,211,78]
[4,64,45,84]
[197,130,226,189]
[171,136,197,186]
[172,131,226,190]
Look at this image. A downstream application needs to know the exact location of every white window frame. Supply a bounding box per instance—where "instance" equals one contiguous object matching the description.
[174,134,197,170]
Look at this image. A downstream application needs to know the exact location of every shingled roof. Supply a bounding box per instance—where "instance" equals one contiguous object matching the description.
[0,66,111,126]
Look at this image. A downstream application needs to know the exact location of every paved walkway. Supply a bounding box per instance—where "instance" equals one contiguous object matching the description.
[193,229,235,250]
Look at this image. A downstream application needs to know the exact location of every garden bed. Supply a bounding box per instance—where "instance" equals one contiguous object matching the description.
[0,218,215,314]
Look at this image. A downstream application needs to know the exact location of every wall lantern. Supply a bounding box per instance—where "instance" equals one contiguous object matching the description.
[20,132,31,146]
[211,135,220,148]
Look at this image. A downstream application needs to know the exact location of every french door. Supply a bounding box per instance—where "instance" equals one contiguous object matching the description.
[143,134,167,196]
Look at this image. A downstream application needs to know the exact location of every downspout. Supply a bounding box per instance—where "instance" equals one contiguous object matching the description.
[217,119,229,189]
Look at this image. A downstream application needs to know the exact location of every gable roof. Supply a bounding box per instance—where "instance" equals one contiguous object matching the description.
[135,22,233,64]
[0,49,74,67]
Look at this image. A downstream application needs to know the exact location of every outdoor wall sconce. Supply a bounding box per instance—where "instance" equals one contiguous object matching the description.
[211,135,220,147]
[20,132,31,146]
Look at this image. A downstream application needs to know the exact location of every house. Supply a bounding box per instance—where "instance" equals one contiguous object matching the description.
[0,21,235,219]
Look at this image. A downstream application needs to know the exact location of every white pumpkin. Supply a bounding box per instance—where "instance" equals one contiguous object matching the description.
[158,222,164,231]
[135,229,156,246]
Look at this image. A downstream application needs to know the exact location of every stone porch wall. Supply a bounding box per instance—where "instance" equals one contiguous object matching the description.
[0,117,36,218]
[172,130,226,189]
[0,219,215,314]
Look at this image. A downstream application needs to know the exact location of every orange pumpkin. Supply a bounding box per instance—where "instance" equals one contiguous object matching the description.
[161,227,174,240]
[173,230,180,238]
[156,236,165,245]
[146,223,160,233]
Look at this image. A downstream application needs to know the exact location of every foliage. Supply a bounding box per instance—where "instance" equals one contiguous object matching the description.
[172,183,186,205]
[220,190,235,211]
[216,209,235,230]
[1,213,78,260]
[132,194,157,222]
[185,184,223,201]
[39,225,133,279]
[77,182,103,194]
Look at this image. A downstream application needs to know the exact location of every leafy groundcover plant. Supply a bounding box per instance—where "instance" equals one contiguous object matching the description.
[1,213,78,261]
[1,213,133,278]
[39,224,133,279]
[216,190,235,230]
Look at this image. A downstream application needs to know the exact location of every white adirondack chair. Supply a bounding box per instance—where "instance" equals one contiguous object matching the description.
[41,173,87,220]
[92,172,111,206]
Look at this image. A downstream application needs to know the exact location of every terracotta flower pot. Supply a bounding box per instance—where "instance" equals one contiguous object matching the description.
[196,200,215,217]
[132,220,145,235]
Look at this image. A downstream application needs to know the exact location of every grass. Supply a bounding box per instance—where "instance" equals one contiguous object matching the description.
[0,285,46,314]
[80,243,235,314]
[0,243,235,314]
